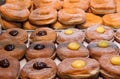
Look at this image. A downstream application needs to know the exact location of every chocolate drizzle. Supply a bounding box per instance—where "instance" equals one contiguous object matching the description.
[33,62,50,70]
[34,44,45,50]
[36,31,47,36]
[0,0,6,5]
[0,59,9,68]
[4,44,15,51]
[9,30,18,36]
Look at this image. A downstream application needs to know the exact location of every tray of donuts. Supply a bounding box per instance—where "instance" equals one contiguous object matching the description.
[0,26,119,79]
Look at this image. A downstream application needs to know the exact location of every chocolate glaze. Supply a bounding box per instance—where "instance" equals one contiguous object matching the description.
[0,59,9,68]
[36,31,47,36]
[4,44,15,51]
[9,30,18,36]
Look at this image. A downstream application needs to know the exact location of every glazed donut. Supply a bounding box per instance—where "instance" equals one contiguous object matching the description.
[0,4,30,22]
[1,18,22,29]
[33,0,62,10]
[63,0,90,11]
[6,0,32,9]
[29,7,57,25]
[103,12,120,29]
[114,0,120,12]
[90,0,116,14]
[58,8,86,25]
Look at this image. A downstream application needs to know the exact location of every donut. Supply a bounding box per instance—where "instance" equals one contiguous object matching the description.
[1,28,28,43]
[51,21,75,30]
[90,0,116,14]
[30,27,57,42]
[0,54,20,79]
[26,41,56,61]
[56,42,89,60]
[0,39,27,60]
[29,7,57,25]
[85,24,114,42]
[20,58,57,79]
[99,54,120,79]
[77,13,103,29]
[114,29,120,43]
[114,0,120,12]
[57,57,100,79]
[63,0,90,11]
[58,8,86,25]
[6,0,32,9]
[33,0,62,10]
[103,12,120,28]
[57,28,85,43]
[87,40,119,60]
[1,18,22,29]
[0,3,30,22]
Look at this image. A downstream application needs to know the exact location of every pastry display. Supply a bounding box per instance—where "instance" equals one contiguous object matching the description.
[85,24,114,42]
[20,58,57,79]
[57,57,100,79]
[87,40,119,60]
[0,54,20,79]
[33,0,62,10]
[103,12,120,28]
[51,21,75,30]
[1,18,22,29]
[57,28,85,43]
[58,8,86,25]
[90,0,116,14]
[62,0,90,11]
[0,39,27,60]
[77,13,103,29]
[99,54,120,79]
[26,41,56,60]
[115,29,120,43]
[1,28,28,43]
[30,27,57,42]
[0,3,30,22]
[29,7,57,25]
[56,42,89,60]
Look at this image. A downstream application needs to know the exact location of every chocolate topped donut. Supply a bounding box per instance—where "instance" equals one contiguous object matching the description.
[1,28,28,43]
[26,41,56,60]
[30,27,57,42]
[0,54,20,79]
[0,39,27,60]
[20,58,57,79]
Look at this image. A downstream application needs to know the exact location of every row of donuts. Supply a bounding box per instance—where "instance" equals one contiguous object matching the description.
[0,24,120,43]
[0,0,120,30]
[1,51,120,79]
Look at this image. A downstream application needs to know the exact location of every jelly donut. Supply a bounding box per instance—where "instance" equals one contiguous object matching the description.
[85,24,114,42]
[26,41,56,60]
[57,57,100,79]
[30,27,57,42]
[87,40,119,60]
[0,39,27,60]
[57,28,85,43]
[0,3,30,22]
[56,42,89,60]
[29,7,57,25]
[0,54,20,79]
[1,28,28,43]
[58,8,86,25]
[20,58,57,79]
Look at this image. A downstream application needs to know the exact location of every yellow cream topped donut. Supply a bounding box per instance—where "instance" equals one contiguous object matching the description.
[68,42,80,50]
[97,40,109,48]
[111,56,120,66]
[96,26,105,33]
[71,60,86,68]
[64,29,73,35]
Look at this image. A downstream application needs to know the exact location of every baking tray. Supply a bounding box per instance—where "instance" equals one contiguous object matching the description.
[0,26,120,79]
